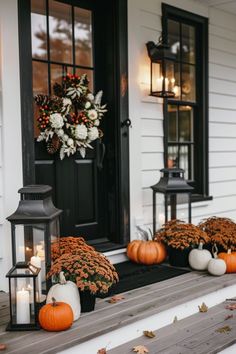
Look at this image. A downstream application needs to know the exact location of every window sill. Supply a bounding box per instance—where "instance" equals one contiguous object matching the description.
[191,194,213,203]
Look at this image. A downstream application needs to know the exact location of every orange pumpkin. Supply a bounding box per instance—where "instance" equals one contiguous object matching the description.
[39,297,73,331]
[218,249,236,273]
[127,240,167,265]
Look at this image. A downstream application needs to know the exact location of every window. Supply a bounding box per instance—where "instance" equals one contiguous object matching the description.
[162,4,210,199]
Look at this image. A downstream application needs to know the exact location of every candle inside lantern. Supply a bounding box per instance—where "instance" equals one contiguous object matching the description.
[16,288,30,324]
[158,213,165,227]
[30,253,42,302]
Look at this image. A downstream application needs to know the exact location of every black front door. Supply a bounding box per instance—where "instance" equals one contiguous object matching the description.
[19,0,130,249]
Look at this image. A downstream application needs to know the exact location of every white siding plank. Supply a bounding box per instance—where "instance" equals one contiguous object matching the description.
[210,123,236,138]
[142,152,163,170]
[142,170,161,188]
[209,24,236,43]
[141,118,163,137]
[210,152,236,168]
[209,7,236,32]
[209,108,236,123]
[209,78,236,96]
[141,136,163,153]
[210,35,236,55]
[210,180,236,198]
[209,49,236,69]
[210,167,236,183]
[210,93,236,110]
[140,9,161,31]
[210,138,236,152]
[209,63,236,82]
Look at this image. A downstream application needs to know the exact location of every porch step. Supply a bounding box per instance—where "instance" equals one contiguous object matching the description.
[108,300,236,354]
[1,272,236,354]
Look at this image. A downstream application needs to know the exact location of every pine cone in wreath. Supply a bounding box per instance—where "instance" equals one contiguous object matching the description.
[47,136,60,154]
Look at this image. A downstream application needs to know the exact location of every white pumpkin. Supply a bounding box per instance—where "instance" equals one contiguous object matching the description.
[188,242,212,270]
[46,272,81,321]
[207,245,226,276]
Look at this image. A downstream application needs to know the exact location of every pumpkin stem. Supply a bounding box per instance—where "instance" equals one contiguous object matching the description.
[199,242,203,250]
[51,297,58,307]
[59,271,67,285]
[228,249,232,254]
[212,243,218,258]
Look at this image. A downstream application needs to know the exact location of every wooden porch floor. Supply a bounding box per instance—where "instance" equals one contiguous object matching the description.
[0,271,236,353]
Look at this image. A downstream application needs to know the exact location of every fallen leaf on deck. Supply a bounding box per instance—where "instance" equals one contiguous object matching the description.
[173,316,178,323]
[108,295,125,304]
[0,344,6,351]
[133,345,149,354]
[225,314,233,320]
[97,348,107,354]
[143,330,155,338]
[216,325,231,333]
[198,302,208,313]
[225,303,236,311]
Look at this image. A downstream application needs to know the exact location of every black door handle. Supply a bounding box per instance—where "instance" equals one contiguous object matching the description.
[121,118,132,128]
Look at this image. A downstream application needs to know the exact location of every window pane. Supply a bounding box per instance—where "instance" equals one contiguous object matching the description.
[179,144,194,180]
[182,64,196,102]
[166,60,180,99]
[49,0,73,64]
[182,24,195,64]
[75,8,93,67]
[179,106,193,142]
[33,61,48,95]
[31,0,47,60]
[50,64,73,93]
[75,68,94,92]
[168,105,177,142]
[167,145,178,168]
[168,19,180,61]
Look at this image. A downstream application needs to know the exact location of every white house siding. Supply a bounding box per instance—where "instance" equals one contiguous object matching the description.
[0,0,23,291]
[128,0,236,239]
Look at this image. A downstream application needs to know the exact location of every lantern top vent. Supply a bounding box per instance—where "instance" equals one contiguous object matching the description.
[151,168,194,194]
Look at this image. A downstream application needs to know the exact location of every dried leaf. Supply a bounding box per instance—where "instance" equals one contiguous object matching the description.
[133,345,149,354]
[225,314,233,320]
[108,295,125,304]
[225,303,236,311]
[216,325,231,333]
[173,316,178,323]
[97,348,107,354]
[0,344,6,351]
[198,302,208,313]
[143,330,155,338]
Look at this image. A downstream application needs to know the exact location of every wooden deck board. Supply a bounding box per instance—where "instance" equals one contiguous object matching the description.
[0,272,236,353]
[108,302,236,354]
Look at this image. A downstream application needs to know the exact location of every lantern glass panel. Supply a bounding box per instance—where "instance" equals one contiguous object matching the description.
[165,193,190,221]
[151,61,162,93]
[9,266,37,327]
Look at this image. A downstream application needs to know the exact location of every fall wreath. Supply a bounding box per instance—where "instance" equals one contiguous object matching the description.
[34,73,107,159]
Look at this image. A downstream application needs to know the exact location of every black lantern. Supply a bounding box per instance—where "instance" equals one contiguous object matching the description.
[151,168,194,234]
[146,37,177,98]
[6,262,41,331]
[7,185,62,295]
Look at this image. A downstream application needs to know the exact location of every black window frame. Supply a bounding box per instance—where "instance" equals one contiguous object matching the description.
[162,3,211,201]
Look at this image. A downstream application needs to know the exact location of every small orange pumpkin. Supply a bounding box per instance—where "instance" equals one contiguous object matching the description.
[218,249,236,273]
[127,240,167,265]
[39,297,73,331]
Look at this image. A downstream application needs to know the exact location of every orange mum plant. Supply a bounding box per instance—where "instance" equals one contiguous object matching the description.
[198,216,236,251]
[48,247,119,294]
[154,219,210,250]
[51,236,95,261]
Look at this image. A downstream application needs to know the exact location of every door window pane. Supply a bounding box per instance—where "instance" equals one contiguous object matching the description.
[49,0,73,64]
[75,68,94,92]
[31,0,47,60]
[33,61,48,95]
[75,8,93,67]
[182,24,195,64]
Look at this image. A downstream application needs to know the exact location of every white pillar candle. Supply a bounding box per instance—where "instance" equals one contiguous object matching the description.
[16,288,30,324]
[156,77,163,91]
[158,213,165,227]
[30,254,42,302]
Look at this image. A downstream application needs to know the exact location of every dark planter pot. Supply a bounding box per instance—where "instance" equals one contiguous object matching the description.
[79,289,96,313]
[168,246,191,267]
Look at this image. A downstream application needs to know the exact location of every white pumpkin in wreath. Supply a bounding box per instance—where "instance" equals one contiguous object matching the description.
[46,271,81,321]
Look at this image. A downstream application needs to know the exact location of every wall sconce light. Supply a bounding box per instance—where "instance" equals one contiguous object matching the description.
[146,37,176,98]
